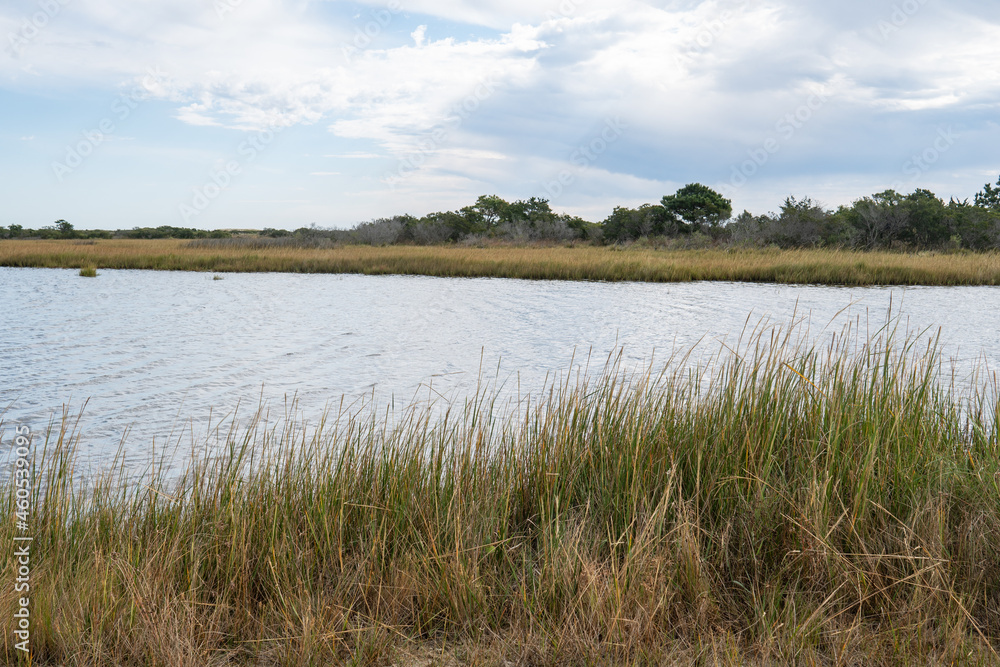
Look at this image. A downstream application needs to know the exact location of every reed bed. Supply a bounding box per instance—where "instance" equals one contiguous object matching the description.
[2,319,1000,666]
[3,239,1000,285]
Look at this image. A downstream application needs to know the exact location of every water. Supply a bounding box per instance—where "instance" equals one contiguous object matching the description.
[1,267,998,473]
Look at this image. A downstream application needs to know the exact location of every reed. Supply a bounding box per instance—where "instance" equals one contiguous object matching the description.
[3,239,1000,285]
[2,319,999,665]
[78,266,97,278]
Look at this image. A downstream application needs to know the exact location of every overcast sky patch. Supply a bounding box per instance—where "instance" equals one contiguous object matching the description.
[2,0,998,228]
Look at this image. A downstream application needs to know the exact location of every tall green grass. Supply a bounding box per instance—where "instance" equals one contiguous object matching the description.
[2,319,999,665]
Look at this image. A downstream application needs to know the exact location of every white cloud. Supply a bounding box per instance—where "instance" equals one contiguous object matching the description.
[411,25,427,47]
[324,152,383,158]
[4,0,1000,223]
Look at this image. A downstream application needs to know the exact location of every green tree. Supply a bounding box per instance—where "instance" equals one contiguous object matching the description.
[507,197,555,224]
[975,175,1000,211]
[601,204,664,242]
[944,199,1000,250]
[768,197,836,248]
[458,195,560,236]
[899,189,948,247]
[661,183,732,234]
[468,195,510,229]
[8,224,23,238]
[562,215,601,241]
[55,219,75,238]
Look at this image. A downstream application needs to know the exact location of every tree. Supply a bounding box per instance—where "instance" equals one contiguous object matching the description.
[468,195,510,229]
[975,175,1000,211]
[423,210,478,239]
[768,197,835,247]
[846,190,908,249]
[562,215,601,241]
[661,183,732,234]
[727,210,764,246]
[944,199,1000,250]
[728,199,846,248]
[8,224,23,238]
[55,219,75,238]
[601,204,664,242]
[899,189,948,246]
[507,197,555,224]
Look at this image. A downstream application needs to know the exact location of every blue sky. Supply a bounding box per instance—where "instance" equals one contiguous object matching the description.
[2,0,999,230]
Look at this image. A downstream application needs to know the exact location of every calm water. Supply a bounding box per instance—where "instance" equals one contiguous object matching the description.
[1,267,997,473]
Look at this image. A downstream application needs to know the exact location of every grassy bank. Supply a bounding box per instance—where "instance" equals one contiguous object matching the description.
[3,239,1000,284]
[3,321,1000,665]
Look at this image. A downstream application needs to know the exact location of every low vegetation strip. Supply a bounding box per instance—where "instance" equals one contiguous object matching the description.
[2,320,999,665]
[3,239,1000,285]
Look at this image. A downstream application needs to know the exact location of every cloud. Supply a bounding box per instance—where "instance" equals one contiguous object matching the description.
[411,25,427,47]
[4,0,999,222]
[349,0,592,30]
[324,152,383,159]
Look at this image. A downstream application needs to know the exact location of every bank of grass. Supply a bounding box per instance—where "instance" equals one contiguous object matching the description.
[2,319,1000,666]
[3,238,1000,284]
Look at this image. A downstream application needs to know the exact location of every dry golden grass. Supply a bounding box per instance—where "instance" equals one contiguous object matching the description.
[3,239,1000,284]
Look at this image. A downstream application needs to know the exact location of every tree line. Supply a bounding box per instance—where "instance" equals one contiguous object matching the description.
[591,179,1000,250]
[1,221,232,240]
[7,175,1000,250]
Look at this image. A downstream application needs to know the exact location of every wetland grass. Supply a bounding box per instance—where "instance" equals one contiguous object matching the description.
[2,320,1000,665]
[3,238,1000,285]
[78,266,97,278]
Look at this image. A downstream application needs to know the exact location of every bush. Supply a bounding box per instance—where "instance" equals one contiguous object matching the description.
[494,218,578,243]
[351,218,403,245]
[408,219,453,245]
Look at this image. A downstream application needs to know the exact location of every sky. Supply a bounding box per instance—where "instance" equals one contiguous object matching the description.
[2,0,999,230]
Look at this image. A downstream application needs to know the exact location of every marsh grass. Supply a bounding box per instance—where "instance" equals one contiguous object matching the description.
[2,319,1000,665]
[3,239,1000,285]
[78,266,97,278]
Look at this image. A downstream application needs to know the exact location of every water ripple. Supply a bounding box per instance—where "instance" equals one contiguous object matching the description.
[1,267,997,472]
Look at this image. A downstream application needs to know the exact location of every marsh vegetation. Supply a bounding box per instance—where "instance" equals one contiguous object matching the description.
[3,240,1000,286]
[3,320,999,665]
[5,179,1000,286]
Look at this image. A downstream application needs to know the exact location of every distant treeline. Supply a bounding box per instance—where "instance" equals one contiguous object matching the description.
[8,176,1000,250]
[251,195,599,247]
[1,221,233,240]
